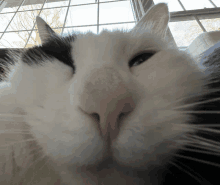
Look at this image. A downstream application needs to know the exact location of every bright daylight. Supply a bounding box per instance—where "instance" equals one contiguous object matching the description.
[0,0,219,49]
[1,1,220,185]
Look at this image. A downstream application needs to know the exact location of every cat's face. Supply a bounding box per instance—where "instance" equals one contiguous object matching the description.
[0,3,205,184]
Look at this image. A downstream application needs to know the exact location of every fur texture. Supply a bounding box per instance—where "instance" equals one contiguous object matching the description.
[0,3,218,185]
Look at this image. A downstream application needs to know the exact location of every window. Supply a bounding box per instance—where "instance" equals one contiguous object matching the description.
[131,0,220,48]
[1,0,220,48]
[0,0,135,48]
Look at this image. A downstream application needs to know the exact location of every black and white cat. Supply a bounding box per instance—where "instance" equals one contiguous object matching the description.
[0,3,219,185]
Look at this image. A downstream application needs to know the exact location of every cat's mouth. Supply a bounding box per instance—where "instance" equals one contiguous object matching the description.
[74,156,165,184]
[82,157,144,179]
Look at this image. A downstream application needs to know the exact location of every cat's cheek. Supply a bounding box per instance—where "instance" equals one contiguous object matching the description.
[28,109,104,166]
[111,100,191,167]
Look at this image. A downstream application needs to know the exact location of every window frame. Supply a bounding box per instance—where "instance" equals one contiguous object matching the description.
[130,0,220,48]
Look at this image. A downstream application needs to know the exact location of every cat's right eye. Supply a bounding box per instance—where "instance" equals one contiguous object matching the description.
[129,52,155,67]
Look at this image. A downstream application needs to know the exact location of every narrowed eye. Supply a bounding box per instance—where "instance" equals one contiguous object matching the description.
[129,52,155,67]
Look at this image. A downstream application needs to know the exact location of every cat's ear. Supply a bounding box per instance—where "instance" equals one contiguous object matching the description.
[36,16,57,44]
[131,3,169,38]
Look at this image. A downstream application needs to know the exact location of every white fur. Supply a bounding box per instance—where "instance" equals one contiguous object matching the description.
[0,3,206,185]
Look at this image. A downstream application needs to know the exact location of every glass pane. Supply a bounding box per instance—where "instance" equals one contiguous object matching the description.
[26,29,62,47]
[65,4,97,27]
[0,44,6,49]
[211,0,220,7]
[54,28,63,35]
[63,26,97,35]
[181,0,214,10]
[70,0,95,5]
[25,30,40,47]
[0,31,30,48]
[1,0,23,13]
[18,0,45,11]
[39,7,68,28]
[100,0,120,2]
[0,13,15,32]
[7,11,40,32]
[200,18,220,32]
[153,0,183,12]
[99,1,134,24]
[169,20,204,47]
[43,0,69,8]
[99,23,135,32]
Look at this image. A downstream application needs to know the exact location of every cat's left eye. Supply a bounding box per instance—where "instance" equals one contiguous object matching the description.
[129,52,155,67]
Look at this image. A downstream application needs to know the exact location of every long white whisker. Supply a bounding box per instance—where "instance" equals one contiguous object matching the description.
[174,124,220,135]
[38,156,51,171]
[0,132,32,135]
[173,97,220,110]
[177,111,220,114]
[166,87,220,106]
[0,113,28,118]
[168,161,202,183]
[0,113,39,122]
[0,117,38,122]
[0,139,36,148]
[174,139,220,152]
[172,153,220,168]
[16,150,48,179]
[185,134,220,147]
[185,124,220,127]
[0,129,30,132]
[171,146,220,156]
[192,127,220,134]
[177,142,220,153]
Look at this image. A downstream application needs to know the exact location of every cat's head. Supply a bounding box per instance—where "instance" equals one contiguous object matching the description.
[1,3,204,178]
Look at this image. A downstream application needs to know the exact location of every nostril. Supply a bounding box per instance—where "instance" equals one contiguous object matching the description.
[91,113,100,122]
[118,110,132,121]
[118,112,125,121]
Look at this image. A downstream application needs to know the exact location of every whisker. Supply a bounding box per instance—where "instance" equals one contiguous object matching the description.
[184,134,220,147]
[174,124,220,135]
[172,153,220,168]
[0,132,32,135]
[168,161,202,183]
[174,139,220,152]
[38,156,51,171]
[185,124,220,127]
[27,154,50,184]
[170,146,220,156]
[23,147,46,167]
[0,129,30,133]
[0,139,36,148]
[166,87,220,106]
[0,117,38,122]
[177,111,220,114]
[192,127,220,134]
[0,113,39,122]
[179,142,220,153]
[173,97,220,110]
[0,113,28,118]
[16,150,48,179]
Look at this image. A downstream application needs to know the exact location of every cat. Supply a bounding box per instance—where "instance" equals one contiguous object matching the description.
[0,2,219,185]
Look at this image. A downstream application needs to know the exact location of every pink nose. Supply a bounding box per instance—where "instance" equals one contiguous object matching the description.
[78,67,135,141]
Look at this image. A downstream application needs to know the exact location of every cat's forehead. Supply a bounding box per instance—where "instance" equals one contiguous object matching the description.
[72,30,167,66]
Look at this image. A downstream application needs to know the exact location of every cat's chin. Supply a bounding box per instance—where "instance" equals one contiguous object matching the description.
[64,155,169,185]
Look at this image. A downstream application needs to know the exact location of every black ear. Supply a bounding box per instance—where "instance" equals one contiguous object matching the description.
[131,3,169,38]
[36,16,57,44]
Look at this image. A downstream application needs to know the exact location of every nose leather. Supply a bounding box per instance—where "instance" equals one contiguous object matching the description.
[79,67,135,140]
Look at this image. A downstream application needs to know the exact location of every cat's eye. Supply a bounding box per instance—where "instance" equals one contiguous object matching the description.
[129,52,155,67]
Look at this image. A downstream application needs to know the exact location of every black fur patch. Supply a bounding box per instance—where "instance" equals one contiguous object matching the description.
[0,49,18,81]
[22,34,76,73]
